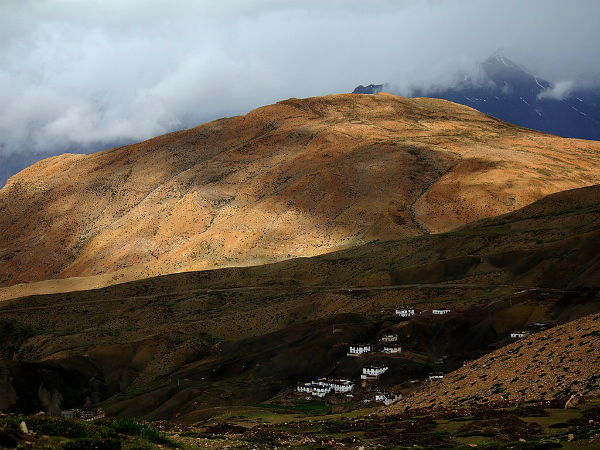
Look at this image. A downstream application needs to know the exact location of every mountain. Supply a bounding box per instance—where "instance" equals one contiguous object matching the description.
[1,93,600,297]
[354,53,600,140]
[1,184,599,419]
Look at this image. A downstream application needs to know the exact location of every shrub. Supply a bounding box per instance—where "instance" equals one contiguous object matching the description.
[63,437,121,450]
[0,417,22,447]
[110,418,173,446]
[26,416,91,438]
[0,429,19,448]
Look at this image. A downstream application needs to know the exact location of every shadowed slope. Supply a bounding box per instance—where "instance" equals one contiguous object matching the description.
[1,93,600,292]
[0,185,599,419]
[386,312,600,412]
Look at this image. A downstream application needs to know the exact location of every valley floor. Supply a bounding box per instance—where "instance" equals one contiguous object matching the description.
[3,398,600,449]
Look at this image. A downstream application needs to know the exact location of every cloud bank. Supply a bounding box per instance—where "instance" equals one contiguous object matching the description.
[1,0,599,155]
[537,80,575,101]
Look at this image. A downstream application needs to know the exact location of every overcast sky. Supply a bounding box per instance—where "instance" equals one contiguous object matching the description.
[1,0,599,156]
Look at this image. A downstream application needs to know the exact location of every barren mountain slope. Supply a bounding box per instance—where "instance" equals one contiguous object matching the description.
[387,312,600,413]
[1,185,599,419]
[1,93,600,288]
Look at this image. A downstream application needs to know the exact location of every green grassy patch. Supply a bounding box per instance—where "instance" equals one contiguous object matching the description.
[110,417,175,446]
[257,401,332,415]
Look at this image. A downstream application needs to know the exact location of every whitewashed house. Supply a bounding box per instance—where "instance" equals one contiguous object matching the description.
[348,344,372,355]
[322,378,354,393]
[312,387,329,397]
[382,345,402,354]
[375,392,402,406]
[428,373,444,382]
[300,379,354,396]
[297,382,313,394]
[432,309,451,315]
[374,392,388,402]
[311,382,332,397]
[395,308,415,318]
[380,334,398,342]
[510,331,530,339]
[361,365,388,379]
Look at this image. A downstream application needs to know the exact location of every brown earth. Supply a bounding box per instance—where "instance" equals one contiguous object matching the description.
[1,93,600,294]
[0,184,599,419]
[387,312,600,412]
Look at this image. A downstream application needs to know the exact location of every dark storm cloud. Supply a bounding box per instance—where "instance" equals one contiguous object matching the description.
[0,0,599,155]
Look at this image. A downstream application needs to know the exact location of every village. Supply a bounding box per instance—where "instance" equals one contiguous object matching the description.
[293,306,551,408]
[294,306,451,407]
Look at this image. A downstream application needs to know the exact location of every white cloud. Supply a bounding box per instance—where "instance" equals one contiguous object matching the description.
[537,80,575,101]
[0,0,599,155]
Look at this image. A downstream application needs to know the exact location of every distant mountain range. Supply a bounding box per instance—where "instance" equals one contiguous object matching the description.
[354,53,600,141]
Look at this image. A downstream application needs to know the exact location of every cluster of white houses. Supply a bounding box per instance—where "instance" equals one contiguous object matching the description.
[297,322,457,403]
[361,365,388,380]
[297,378,355,398]
[348,337,401,356]
[395,307,451,317]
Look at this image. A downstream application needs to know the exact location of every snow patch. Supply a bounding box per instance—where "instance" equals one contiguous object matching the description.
[570,105,588,117]
[534,77,546,90]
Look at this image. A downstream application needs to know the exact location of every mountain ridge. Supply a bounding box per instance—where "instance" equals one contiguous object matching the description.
[1,93,600,296]
[354,54,600,140]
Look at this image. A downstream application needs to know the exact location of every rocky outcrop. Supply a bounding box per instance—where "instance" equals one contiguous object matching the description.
[0,358,105,415]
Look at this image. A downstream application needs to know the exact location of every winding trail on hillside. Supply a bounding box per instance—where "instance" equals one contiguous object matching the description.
[0,283,595,314]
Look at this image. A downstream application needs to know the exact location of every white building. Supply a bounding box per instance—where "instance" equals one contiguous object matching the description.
[349,344,372,355]
[299,379,354,396]
[432,309,451,315]
[382,346,402,354]
[312,387,330,397]
[395,308,415,317]
[380,334,398,342]
[297,382,313,394]
[375,392,402,406]
[310,382,332,397]
[428,373,444,382]
[375,392,388,402]
[319,378,354,393]
[510,331,530,339]
[361,365,389,379]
